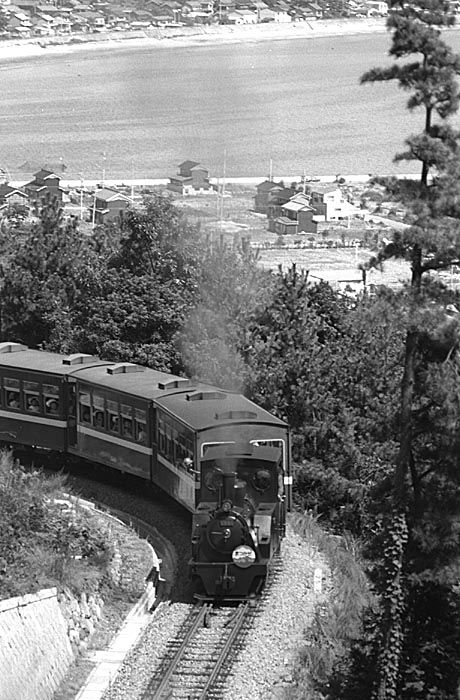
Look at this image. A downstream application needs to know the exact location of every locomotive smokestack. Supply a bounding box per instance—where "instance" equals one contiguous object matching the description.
[222,471,237,503]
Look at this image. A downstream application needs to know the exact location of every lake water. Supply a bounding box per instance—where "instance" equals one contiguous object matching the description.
[2,30,460,180]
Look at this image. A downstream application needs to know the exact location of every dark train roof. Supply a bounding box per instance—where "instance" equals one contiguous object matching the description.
[155,389,287,432]
[0,344,287,431]
[0,344,188,397]
[0,343,109,375]
[71,362,195,399]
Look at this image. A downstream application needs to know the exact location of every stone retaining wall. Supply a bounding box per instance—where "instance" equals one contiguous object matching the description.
[0,587,73,700]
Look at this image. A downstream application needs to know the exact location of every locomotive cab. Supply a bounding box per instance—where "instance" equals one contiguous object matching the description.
[189,442,286,600]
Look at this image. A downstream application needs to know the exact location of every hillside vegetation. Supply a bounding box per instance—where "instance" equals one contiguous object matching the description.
[0,451,115,599]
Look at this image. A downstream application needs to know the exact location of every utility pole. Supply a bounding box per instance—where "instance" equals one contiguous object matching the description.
[131,158,135,202]
[92,190,96,229]
[101,151,106,187]
[79,173,84,220]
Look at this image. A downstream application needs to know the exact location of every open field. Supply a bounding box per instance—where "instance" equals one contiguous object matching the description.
[170,185,412,289]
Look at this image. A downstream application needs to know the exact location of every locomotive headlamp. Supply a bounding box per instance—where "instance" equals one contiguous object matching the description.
[232,545,256,568]
[222,500,232,512]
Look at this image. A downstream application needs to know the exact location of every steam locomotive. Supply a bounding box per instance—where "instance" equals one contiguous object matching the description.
[0,342,291,600]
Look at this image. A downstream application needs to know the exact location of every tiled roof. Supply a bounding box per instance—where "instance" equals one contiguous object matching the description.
[282,200,312,212]
[256,179,283,192]
[274,216,298,225]
[178,159,200,170]
[95,188,131,202]
[0,184,25,198]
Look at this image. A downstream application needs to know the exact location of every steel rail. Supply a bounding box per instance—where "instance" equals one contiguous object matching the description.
[197,602,249,699]
[142,603,211,699]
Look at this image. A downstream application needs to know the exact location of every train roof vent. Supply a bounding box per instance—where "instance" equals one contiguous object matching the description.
[62,353,98,365]
[159,379,193,390]
[215,410,258,421]
[107,363,145,375]
[186,390,227,402]
[0,342,28,353]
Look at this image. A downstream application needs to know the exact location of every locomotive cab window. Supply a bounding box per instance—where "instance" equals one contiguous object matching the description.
[204,467,224,493]
[4,378,20,410]
[252,469,272,493]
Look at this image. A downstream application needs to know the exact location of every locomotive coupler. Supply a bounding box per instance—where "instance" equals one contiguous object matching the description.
[218,564,235,591]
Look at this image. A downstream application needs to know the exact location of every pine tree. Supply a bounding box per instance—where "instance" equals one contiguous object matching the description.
[360,2,460,698]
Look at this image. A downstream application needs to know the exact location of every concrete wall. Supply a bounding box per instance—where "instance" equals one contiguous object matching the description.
[0,588,73,700]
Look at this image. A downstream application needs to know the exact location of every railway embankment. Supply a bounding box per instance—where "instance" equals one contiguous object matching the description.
[0,588,73,700]
[0,474,161,700]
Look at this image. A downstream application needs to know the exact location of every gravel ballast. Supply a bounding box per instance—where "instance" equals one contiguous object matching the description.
[102,519,330,700]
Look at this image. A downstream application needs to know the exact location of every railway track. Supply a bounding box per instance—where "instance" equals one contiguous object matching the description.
[141,602,252,700]
[140,554,284,700]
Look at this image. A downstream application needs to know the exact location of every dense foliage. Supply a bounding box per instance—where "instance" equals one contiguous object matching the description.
[0,451,114,598]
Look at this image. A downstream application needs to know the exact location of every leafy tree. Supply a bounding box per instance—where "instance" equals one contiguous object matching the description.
[0,194,102,347]
[48,194,204,372]
[244,268,407,530]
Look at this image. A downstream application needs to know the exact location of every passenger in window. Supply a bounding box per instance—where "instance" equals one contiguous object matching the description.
[137,426,146,443]
[94,411,104,428]
[122,419,133,437]
[183,457,195,473]
[46,399,59,415]
[81,406,91,423]
[27,396,40,413]
[110,415,119,432]
[7,392,19,408]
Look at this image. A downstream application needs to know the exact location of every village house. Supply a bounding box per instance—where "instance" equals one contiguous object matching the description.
[167,160,214,195]
[91,187,131,225]
[225,7,256,22]
[0,184,28,213]
[181,0,213,20]
[308,268,365,296]
[148,0,182,24]
[365,0,388,14]
[265,185,298,218]
[309,183,357,221]
[254,179,285,214]
[23,169,63,209]
[268,192,316,234]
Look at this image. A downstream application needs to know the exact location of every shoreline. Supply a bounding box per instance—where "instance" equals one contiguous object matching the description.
[0,18,389,63]
[8,173,420,189]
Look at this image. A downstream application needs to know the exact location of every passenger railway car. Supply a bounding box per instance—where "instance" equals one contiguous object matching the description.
[0,342,291,599]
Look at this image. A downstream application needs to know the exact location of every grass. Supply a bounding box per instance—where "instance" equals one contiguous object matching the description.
[286,511,375,700]
[0,450,154,700]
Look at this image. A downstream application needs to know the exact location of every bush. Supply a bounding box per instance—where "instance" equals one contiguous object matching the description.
[0,450,114,598]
